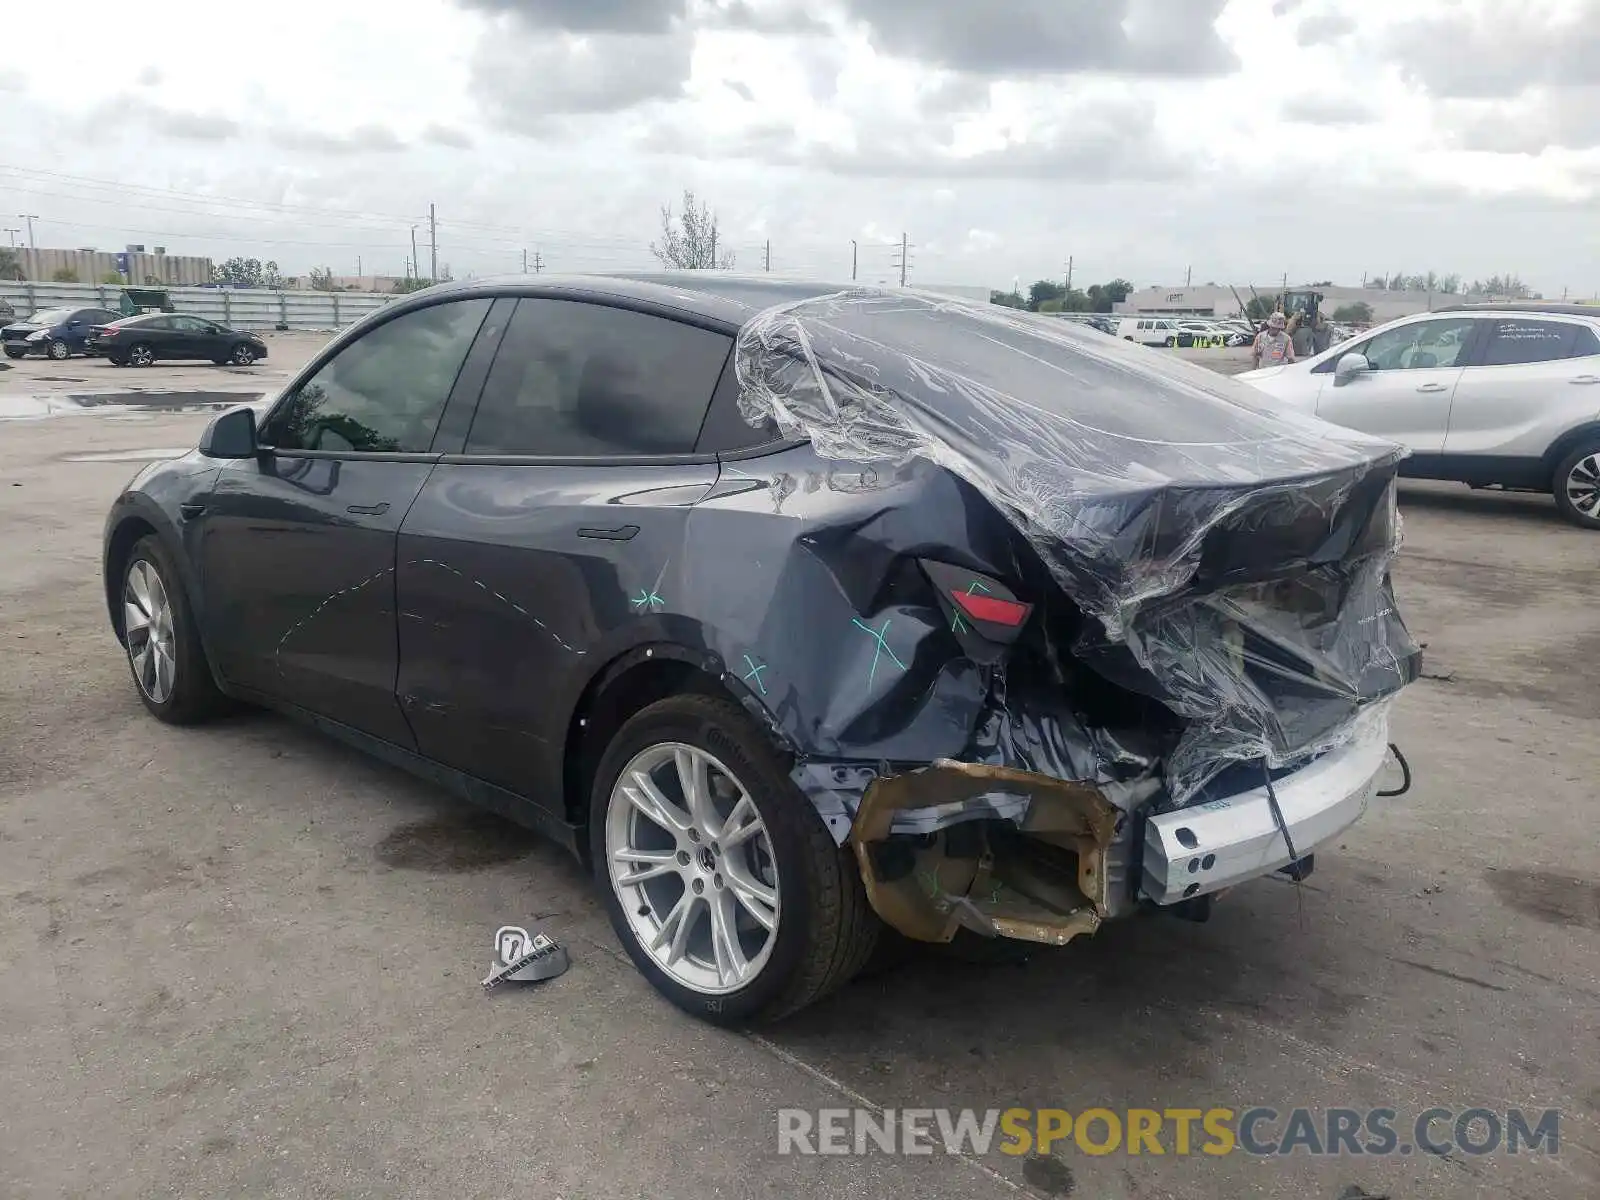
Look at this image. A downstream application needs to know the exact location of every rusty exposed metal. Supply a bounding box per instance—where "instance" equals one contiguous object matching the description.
[850,759,1120,947]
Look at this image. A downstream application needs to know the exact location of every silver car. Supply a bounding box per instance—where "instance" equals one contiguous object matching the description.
[1237,303,1600,528]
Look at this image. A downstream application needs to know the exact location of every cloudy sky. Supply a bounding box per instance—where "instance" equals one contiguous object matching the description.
[2,0,1597,294]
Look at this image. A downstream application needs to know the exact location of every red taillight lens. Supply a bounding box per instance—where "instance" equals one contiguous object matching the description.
[950,587,1030,627]
[917,558,1033,650]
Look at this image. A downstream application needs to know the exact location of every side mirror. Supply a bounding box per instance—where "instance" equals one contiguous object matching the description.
[198,405,259,459]
[1333,352,1370,387]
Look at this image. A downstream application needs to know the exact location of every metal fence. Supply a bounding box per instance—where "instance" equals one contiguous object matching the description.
[0,281,396,332]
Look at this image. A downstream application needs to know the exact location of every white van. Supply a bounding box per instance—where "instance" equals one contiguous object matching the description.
[1116,317,1186,347]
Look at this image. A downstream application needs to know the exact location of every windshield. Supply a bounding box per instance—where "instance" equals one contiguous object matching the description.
[25,308,74,325]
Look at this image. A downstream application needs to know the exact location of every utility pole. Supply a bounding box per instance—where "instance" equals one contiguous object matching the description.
[428,204,438,283]
[1185,264,1192,287]
[17,214,38,251]
[522,248,528,273]
[851,239,857,281]
[532,251,543,274]
[893,232,910,287]
[357,255,362,278]
[410,226,419,281]
[1065,255,1074,292]
[709,228,716,269]
[3,228,17,248]
[764,240,771,272]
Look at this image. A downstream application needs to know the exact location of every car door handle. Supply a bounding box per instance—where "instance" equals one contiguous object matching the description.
[346,502,390,516]
[1571,375,1599,385]
[179,502,206,520]
[1415,383,1449,393]
[577,525,640,541]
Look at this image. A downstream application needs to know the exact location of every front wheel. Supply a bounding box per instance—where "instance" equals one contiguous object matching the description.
[127,342,155,367]
[47,339,70,360]
[120,535,228,723]
[591,695,879,1025]
[4,347,25,359]
[1554,440,1600,529]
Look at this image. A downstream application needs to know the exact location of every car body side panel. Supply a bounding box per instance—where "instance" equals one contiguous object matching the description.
[394,459,719,805]
[1442,352,1600,459]
[197,454,436,748]
[1314,366,1461,452]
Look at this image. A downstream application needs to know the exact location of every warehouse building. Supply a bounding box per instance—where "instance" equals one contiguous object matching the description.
[9,246,215,287]
[1115,284,1471,323]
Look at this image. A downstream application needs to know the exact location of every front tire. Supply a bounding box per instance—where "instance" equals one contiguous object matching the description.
[590,695,879,1025]
[127,342,155,367]
[47,339,70,360]
[1554,440,1600,529]
[120,535,227,723]
[3,347,25,359]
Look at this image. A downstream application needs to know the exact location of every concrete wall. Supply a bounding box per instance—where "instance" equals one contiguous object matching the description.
[0,280,394,332]
[12,247,215,287]
[1116,284,1471,322]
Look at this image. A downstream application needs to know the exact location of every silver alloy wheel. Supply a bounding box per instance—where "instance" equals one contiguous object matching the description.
[230,344,255,365]
[1565,453,1600,518]
[129,344,153,367]
[605,742,781,995]
[48,339,69,360]
[124,559,176,704]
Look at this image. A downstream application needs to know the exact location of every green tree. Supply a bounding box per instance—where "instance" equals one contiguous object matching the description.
[649,189,734,270]
[1246,294,1279,321]
[1331,301,1373,324]
[50,266,80,283]
[101,271,126,285]
[308,266,336,290]
[989,289,1026,309]
[0,248,21,280]
[1085,278,1134,313]
[213,257,284,288]
[1027,279,1066,310]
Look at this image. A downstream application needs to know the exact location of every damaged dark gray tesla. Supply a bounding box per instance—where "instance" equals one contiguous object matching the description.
[101,275,1419,1025]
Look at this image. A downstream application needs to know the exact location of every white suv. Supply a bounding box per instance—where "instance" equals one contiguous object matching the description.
[1237,304,1600,528]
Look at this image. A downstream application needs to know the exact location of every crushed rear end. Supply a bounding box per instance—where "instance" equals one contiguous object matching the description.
[718,289,1419,945]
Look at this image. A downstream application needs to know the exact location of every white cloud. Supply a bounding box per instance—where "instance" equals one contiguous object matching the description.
[0,0,1592,298]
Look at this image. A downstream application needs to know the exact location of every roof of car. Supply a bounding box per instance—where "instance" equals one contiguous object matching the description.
[1432,301,1600,317]
[426,272,854,328]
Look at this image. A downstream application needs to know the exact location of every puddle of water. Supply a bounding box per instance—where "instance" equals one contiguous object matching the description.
[62,447,195,463]
[0,391,267,421]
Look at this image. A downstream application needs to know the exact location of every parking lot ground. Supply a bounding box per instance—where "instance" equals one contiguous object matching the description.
[2,401,1598,1197]
[0,331,327,419]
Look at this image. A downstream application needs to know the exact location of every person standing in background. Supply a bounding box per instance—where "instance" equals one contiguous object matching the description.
[1253,312,1296,368]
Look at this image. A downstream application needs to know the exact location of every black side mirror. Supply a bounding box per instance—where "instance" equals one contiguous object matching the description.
[198,405,259,459]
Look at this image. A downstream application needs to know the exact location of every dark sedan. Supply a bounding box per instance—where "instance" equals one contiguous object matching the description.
[89,312,268,367]
[102,274,1418,1024]
[3,305,123,359]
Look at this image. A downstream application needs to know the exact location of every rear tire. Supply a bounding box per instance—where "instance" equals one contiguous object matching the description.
[127,343,155,367]
[590,694,879,1026]
[1553,439,1600,529]
[227,343,257,366]
[108,354,128,367]
[119,535,228,724]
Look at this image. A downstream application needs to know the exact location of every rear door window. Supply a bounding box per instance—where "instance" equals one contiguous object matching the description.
[1479,319,1582,366]
[464,299,731,457]
[266,297,492,453]
[1571,326,1600,359]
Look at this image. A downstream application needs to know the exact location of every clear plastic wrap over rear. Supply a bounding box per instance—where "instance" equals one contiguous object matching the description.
[733,289,1418,803]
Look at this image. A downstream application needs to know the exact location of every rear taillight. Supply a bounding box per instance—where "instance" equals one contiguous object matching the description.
[918,558,1033,655]
[950,586,1030,628]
